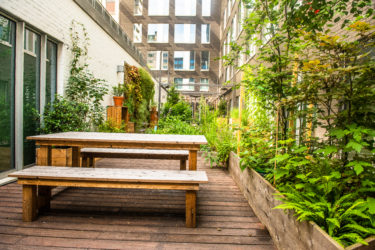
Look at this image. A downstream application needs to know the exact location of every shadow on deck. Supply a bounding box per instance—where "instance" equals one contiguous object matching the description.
[0,154,274,249]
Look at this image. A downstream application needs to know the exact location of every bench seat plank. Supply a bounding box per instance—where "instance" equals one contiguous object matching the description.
[9,166,207,184]
[80,148,189,156]
[80,148,189,169]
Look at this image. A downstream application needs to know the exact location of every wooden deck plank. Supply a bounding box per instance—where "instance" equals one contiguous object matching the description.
[0,154,274,249]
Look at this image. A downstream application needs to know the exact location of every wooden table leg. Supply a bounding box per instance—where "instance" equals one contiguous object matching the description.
[38,186,51,212]
[186,190,196,228]
[72,147,80,167]
[188,150,197,171]
[180,159,186,170]
[39,145,52,166]
[23,185,37,222]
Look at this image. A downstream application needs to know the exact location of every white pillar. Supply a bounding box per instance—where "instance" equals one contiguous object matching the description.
[15,21,25,170]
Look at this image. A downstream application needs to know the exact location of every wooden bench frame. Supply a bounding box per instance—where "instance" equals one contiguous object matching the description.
[10,167,208,228]
[80,148,189,170]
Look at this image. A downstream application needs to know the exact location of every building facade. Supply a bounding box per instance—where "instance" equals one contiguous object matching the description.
[0,0,154,176]
[101,0,222,101]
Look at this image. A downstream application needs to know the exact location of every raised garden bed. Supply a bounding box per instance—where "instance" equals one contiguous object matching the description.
[228,152,375,250]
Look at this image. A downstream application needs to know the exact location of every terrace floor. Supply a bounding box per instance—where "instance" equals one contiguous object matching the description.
[0,154,274,249]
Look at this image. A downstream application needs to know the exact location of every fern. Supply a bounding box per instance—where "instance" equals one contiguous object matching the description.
[274,187,375,247]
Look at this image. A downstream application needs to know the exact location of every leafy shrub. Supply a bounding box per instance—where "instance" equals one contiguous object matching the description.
[152,116,198,135]
[41,96,89,134]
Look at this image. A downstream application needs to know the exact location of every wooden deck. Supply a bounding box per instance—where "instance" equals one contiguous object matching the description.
[0,154,274,249]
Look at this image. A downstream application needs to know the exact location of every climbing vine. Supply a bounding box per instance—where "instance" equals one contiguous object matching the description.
[65,20,108,129]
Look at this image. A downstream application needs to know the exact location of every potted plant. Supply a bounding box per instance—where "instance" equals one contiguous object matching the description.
[112,83,124,107]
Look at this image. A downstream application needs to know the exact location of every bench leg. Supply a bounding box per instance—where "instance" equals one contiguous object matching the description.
[82,155,88,167]
[180,159,186,170]
[23,185,37,222]
[188,150,197,171]
[38,186,51,212]
[89,157,95,168]
[185,190,196,228]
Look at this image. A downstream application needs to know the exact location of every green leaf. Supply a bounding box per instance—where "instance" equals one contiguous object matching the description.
[346,161,372,175]
[330,129,347,139]
[269,153,290,163]
[316,146,338,156]
[327,218,340,229]
[295,183,305,190]
[367,198,375,215]
[331,171,341,179]
[275,169,289,180]
[345,140,363,153]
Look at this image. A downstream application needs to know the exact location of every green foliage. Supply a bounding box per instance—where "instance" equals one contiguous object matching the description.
[123,65,155,130]
[199,100,236,167]
[66,20,108,129]
[230,1,375,247]
[112,83,124,96]
[138,67,155,106]
[162,85,192,122]
[275,189,375,247]
[217,99,227,117]
[152,116,198,135]
[41,96,89,134]
[98,120,126,133]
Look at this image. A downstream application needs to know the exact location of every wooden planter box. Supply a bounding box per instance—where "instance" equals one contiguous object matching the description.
[228,152,375,250]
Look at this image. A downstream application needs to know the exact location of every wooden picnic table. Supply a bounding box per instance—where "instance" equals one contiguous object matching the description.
[27,132,208,170]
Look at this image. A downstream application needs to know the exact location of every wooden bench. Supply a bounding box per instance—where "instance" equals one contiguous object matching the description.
[80,148,189,170]
[9,166,208,228]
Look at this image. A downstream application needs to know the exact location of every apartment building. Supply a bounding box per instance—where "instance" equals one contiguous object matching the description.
[218,0,251,111]
[101,0,221,101]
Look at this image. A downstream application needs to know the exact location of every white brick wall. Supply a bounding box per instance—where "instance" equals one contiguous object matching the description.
[1,0,143,106]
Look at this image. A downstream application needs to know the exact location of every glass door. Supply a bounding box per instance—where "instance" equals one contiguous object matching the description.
[0,15,15,172]
[23,29,40,166]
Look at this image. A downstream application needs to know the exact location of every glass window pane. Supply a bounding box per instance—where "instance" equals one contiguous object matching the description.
[0,15,15,172]
[174,24,196,43]
[147,51,158,70]
[201,51,209,70]
[175,0,196,16]
[133,24,142,43]
[23,29,41,166]
[148,0,169,16]
[162,51,168,70]
[201,24,210,43]
[175,78,194,91]
[200,78,209,91]
[134,0,143,15]
[174,51,195,70]
[202,0,211,16]
[147,24,168,43]
[46,40,57,108]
